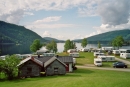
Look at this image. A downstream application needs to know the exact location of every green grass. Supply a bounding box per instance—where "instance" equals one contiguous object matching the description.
[0,68,130,87]
[76,52,94,65]
[57,52,116,67]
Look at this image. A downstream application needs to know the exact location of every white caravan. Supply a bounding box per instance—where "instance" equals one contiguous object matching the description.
[112,50,120,55]
[119,49,130,59]
[69,52,79,57]
[102,47,113,51]
[97,55,115,62]
[67,49,77,53]
[94,58,102,66]
[80,48,89,52]
[43,53,55,56]
[94,52,104,57]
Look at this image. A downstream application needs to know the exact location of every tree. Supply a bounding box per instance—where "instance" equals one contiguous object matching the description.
[30,39,42,52]
[46,40,57,53]
[0,55,20,80]
[116,36,124,49]
[111,36,124,49]
[81,38,87,48]
[64,39,71,52]
[64,39,76,52]
[111,38,117,49]
[98,41,101,48]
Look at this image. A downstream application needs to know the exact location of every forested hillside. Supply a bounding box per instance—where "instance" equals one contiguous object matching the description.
[0,21,48,45]
[0,21,50,55]
[73,29,130,44]
[43,37,65,42]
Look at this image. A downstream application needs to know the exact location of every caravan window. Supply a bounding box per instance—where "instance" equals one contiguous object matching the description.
[96,61,101,63]
[102,58,106,60]
[126,50,130,53]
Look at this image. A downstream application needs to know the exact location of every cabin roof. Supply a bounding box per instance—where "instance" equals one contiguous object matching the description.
[18,56,43,67]
[34,56,73,63]
[44,57,67,67]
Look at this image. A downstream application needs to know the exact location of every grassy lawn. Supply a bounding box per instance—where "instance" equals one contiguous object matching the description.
[0,68,130,87]
[76,52,94,65]
[57,52,116,67]
[114,55,130,62]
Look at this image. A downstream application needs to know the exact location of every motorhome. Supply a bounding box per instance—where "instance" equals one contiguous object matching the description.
[67,49,77,53]
[69,52,79,57]
[80,48,89,52]
[94,52,105,57]
[119,49,130,59]
[102,47,113,52]
[112,50,120,55]
[97,55,115,62]
[94,58,102,66]
[16,54,32,59]
[43,53,55,56]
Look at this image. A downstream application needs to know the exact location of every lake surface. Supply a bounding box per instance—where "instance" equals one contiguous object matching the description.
[1,43,130,55]
[55,43,130,52]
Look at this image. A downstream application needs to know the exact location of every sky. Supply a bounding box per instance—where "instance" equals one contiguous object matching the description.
[0,0,130,40]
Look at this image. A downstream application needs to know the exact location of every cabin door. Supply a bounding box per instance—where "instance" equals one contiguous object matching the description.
[66,64,69,72]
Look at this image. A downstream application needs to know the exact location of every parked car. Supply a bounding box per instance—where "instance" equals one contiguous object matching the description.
[113,62,127,68]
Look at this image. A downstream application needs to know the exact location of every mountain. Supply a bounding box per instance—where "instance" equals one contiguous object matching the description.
[0,21,48,45]
[43,37,65,42]
[73,29,130,44]
[0,21,50,55]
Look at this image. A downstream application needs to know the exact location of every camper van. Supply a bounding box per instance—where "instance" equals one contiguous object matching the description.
[94,52,105,57]
[94,58,102,66]
[80,48,89,52]
[97,55,115,62]
[102,47,113,52]
[69,52,79,57]
[119,49,130,59]
[112,50,120,55]
[67,49,77,53]
[43,53,55,56]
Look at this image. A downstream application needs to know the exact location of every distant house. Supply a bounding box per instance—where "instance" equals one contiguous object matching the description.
[18,57,43,77]
[44,57,67,76]
[18,55,73,77]
[36,49,49,55]
[35,56,73,73]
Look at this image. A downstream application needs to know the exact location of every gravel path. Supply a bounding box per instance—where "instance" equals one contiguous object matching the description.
[76,65,130,72]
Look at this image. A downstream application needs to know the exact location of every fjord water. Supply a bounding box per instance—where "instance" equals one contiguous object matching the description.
[1,43,130,55]
[56,43,130,52]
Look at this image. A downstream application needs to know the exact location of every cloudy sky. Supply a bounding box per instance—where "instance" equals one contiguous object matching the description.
[0,0,130,40]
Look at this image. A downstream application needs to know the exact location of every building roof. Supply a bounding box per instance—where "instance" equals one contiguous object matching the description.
[18,56,43,67]
[44,57,67,67]
[34,56,73,63]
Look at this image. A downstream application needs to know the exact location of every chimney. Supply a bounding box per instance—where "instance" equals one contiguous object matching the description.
[55,55,59,58]
[38,54,40,58]
[31,57,34,60]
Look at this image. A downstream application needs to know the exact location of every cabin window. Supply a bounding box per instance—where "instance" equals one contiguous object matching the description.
[27,67,32,74]
[54,67,58,72]
[27,67,32,72]
[102,58,105,60]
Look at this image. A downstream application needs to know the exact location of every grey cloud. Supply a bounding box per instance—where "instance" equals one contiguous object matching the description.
[0,9,24,24]
[98,0,130,26]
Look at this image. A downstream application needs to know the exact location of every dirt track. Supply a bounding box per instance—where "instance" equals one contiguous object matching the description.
[76,65,130,72]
